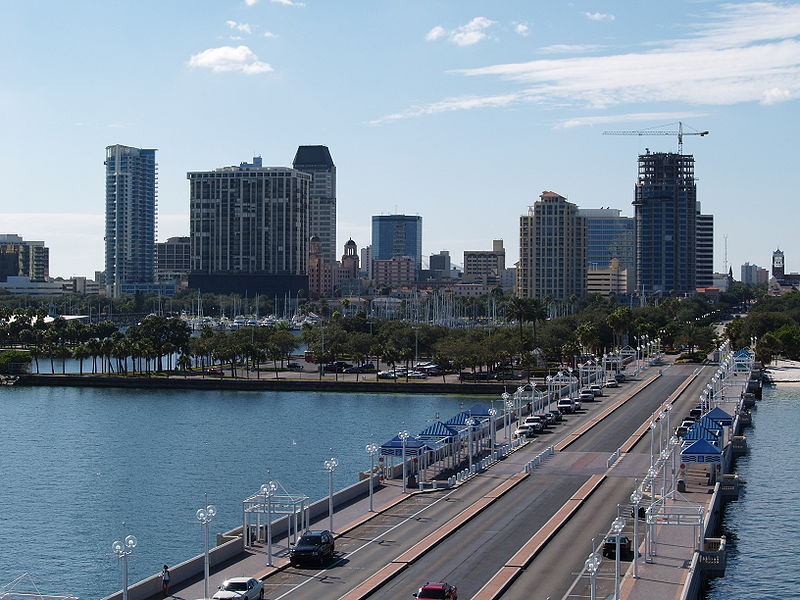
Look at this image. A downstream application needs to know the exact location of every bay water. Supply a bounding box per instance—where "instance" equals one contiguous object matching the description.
[0,385,473,599]
[704,384,800,599]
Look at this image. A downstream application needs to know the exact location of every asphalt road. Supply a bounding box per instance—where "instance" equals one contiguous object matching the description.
[500,363,713,600]
[259,363,700,600]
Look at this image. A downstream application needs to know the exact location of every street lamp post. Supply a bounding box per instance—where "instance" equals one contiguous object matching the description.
[585,553,601,600]
[466,418,477,472]
[196,500,217,595]
[399,430,409,493]
[612,516,626,600]
[366,443,379,511]
[259,482,277,566]
[324,457,338,531]
[630,489,643,578]
[649,421,657,468]
[488,408,497,458]
[504,396,513,444]
[112,528,137,600]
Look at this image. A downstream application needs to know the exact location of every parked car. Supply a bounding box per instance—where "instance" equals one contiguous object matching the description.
[572,397,583,410]
[579,390,596,403]
[557,399,575,414]
[675,425,689,437]
[287,361,303,371]
[289,530,335,567]
[204,369,224,377]
[344,363,375,374]
[615,373,627,383]
[378,370,399,379]
[547,409,563,423]
[323,361,352,373]
[539,412,556,425]
[689,408,703,420]
[589,384,604,396]
[413,582,458,599]
[524,415,547,430]
[514,424,538,438]
[602,534,632,558]
[406,370,428,379]
[212,578,263,600]
[605,379,619,388]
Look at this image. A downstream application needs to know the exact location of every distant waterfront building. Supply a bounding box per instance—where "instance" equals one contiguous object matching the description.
[577,208,635,293]
[360,245,373,279]
[633,151,697,296]
[373,257,416,288]
[156,237,191,281]
[696,205,714,289]
[741,262,768,285]
[518,191,586,300]
[104,144,157,297]
[587,258,628,297]
[463,240,505,284]
[188,156,310,296]
[371,214,422,274]
[429,250,452,280]
[0,275,63,296]
[293,146,336,263]
[0,234,49,282]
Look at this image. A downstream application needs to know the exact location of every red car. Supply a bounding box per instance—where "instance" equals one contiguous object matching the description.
[413,582,458,600]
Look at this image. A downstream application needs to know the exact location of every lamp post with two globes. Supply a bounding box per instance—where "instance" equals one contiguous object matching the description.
[196,501,217,596]
[324,457,338,531]
[112,527,137,600]
[366,443,379,511]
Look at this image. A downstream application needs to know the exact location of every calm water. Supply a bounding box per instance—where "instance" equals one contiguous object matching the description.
[0,385,474,599]
[705,385,800,600]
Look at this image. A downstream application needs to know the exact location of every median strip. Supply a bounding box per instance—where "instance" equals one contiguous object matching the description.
[472,473,607,600]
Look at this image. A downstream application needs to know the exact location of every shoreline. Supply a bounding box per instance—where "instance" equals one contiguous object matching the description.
[16,373,513,395]
[764,359,800,383]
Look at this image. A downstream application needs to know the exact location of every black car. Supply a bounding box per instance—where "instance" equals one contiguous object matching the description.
[289,530,335,567]
[547,409,563,423]
[602,534,632,558]
[614,373,627,383]
[323,361,352,373]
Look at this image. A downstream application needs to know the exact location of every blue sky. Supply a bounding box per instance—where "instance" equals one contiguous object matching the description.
[2,0,798,279]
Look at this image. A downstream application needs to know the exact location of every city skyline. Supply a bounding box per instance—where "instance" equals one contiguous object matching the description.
[2,1,799,277]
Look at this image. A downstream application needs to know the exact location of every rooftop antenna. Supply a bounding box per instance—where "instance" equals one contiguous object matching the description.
[723,234,728,274]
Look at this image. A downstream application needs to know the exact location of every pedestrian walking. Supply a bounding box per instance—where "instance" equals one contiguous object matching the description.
[161,565,170,597]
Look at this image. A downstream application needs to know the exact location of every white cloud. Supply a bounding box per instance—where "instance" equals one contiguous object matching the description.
[514,22,530,37]
[226,20,253,35]
[584,12,615,22]
[426,25,446,41]
[377,2,800,123]
[425,16,495,46]
[188,46,273,74]
[539,43,604,54]
[271,0,305,6]
[263,31,278,38]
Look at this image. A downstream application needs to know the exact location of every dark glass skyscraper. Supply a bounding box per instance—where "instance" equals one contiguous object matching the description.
[104,144,157,297]
[293,145,336,263]
[371,214,422,271]
[633,152,696,295]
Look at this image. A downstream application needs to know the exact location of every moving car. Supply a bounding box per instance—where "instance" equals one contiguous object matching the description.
[212,578,263,600]
[289,529,335,567]
[413,582,458,599]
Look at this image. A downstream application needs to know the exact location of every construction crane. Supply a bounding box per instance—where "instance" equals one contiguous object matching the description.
[602,121,709,154]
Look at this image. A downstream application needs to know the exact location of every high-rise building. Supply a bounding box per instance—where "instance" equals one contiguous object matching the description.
[772,249,785,279]
[360,245,373,279]
[156,237,191,281]
[696,205,714,288]
[371,215,422,274]
[463,240,505,284]
[577,208,635,293]
[104,144,157,297]
[633,152,697,296]
[293,146,336,263]
[0,234,49,282]
[518,191,586,300]
[188,156,310,296]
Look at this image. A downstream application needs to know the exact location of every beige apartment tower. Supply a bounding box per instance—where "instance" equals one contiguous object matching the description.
[517,191,586,300]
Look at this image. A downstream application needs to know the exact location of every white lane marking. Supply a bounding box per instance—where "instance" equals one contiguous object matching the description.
[271,488,459,600]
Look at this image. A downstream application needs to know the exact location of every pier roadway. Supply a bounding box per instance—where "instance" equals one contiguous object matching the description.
[248,363,691,600]
[495,363,713,600]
